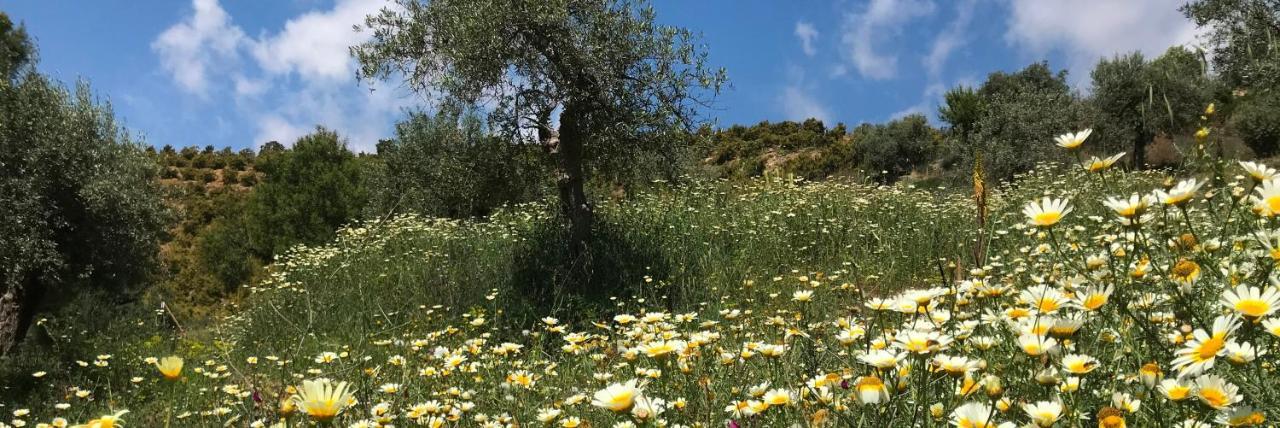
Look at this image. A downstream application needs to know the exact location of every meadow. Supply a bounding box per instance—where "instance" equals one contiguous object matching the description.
[6,126,1280,428]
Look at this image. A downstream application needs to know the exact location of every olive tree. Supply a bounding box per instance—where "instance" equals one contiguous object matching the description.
[352,0,725,272]
[0,18,166,354]
[1091,48,1211,169]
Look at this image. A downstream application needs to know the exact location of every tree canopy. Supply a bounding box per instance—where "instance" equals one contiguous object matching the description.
[353,0,726,269]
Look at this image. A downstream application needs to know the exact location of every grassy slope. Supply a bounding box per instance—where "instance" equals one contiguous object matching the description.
[23,160,1278,428]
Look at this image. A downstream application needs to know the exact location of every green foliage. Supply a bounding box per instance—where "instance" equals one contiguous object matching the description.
[244,128,367,260]
[856,114,938,182]
[971,62,1089,181]
[706,119,852,180]
[0,63,166,352]
[0,13,33,80]
[1182,0,1280,89]
[1091,48,1213,168]
[1231,90,1280,156]
[367,111,547,218]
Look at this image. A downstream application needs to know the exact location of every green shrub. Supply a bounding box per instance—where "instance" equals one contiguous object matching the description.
[1230,91,1280,157]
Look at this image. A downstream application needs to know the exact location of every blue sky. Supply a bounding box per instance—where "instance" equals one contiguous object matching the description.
[0,0,1200,151]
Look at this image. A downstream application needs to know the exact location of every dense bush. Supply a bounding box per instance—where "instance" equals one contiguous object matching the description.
[0,52,166,354]
[367,111,547,219]
[1231,91,1280,157]
[244,128,367,260]
[856,114,938,182]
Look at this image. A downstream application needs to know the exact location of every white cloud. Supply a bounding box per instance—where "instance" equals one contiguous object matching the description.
[779,65,832,123]
[1003,0,1202,86]
[780,86,832,123]
[233,75,267,97]
[794,21,819,57]
[152,0,246,96]
[251,0,386,82]
[923,0,977,78]
[840,0,935,80]
[153,0,407,151]
[890,83,945,121]
[257,114,308,146]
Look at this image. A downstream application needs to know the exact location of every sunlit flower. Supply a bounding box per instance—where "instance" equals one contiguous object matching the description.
[950,402,1009,428]
[1155,178,1202,206]
[1097,407,1126,428]
[1240,161,1277,183]
[592,379,641,412]
[859,349,904,369]
[1024,197,1071,228]
[1221,284,1280,319]
[1172,316,1241,376]
[1084,152,1125,173]
[293,379,355,422]
[1054,129,1092,150]
[1219,405,1266,427]
[1060,354,1099,374]
[155,356,183,380]
[74,410,128,428]
[1252,178,1280,216]
[894,329,950,354]
[1159,378,1193,401]
[1193,374,1242,410]
[1022,400,1063,427]
[1169,258,1202,285]
[1103,194,1152,220]
[854,375,890,405]
[1017,334,1058,357]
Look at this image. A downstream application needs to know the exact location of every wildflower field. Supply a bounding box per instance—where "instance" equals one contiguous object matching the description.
[8,125,1280,428]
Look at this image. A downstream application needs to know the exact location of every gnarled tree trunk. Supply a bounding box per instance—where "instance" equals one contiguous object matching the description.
[0,275,39,355]
[538,102,594,269]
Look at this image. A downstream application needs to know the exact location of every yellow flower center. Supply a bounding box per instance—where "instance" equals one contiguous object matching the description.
[1166,385,1190,400]
[1033,212,1061,226]
[1171,260,1200,282]
[1268,196,1280,215]
[1037,298,1060,313]
[1200,387,1228,408]
[1083,294,1107,310]
[1235,299,1270,318]
[1196,336,1226,361]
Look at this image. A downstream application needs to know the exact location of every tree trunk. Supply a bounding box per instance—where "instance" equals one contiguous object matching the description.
[556,103,593,260]
[0,275,39,356]
[1132,126,1149,170]
[538,103,594,265]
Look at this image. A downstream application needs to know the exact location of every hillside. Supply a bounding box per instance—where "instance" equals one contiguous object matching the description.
[16,155,1280,427]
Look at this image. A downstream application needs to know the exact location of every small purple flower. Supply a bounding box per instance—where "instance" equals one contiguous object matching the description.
[726,420,741,428]
[840,379,850,389]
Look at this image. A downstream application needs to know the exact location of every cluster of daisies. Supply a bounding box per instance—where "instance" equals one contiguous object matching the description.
[7,116,1280,427]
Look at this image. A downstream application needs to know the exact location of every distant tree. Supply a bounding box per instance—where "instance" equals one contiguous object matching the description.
[857,114,937,182]
[939,86,984,152]
[1182,0,1280,90]
[939,85,988,254]
[258,141,284,157]
[1231,91,1280,156]
[973,62,1089,181]
[0,26,166,354]
[353,0,726,267]
[1092,53,1156,168]
[370,110,544,218]
[1091,48,1211,169]
[244,128,366,259]
[0,13,33,80]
